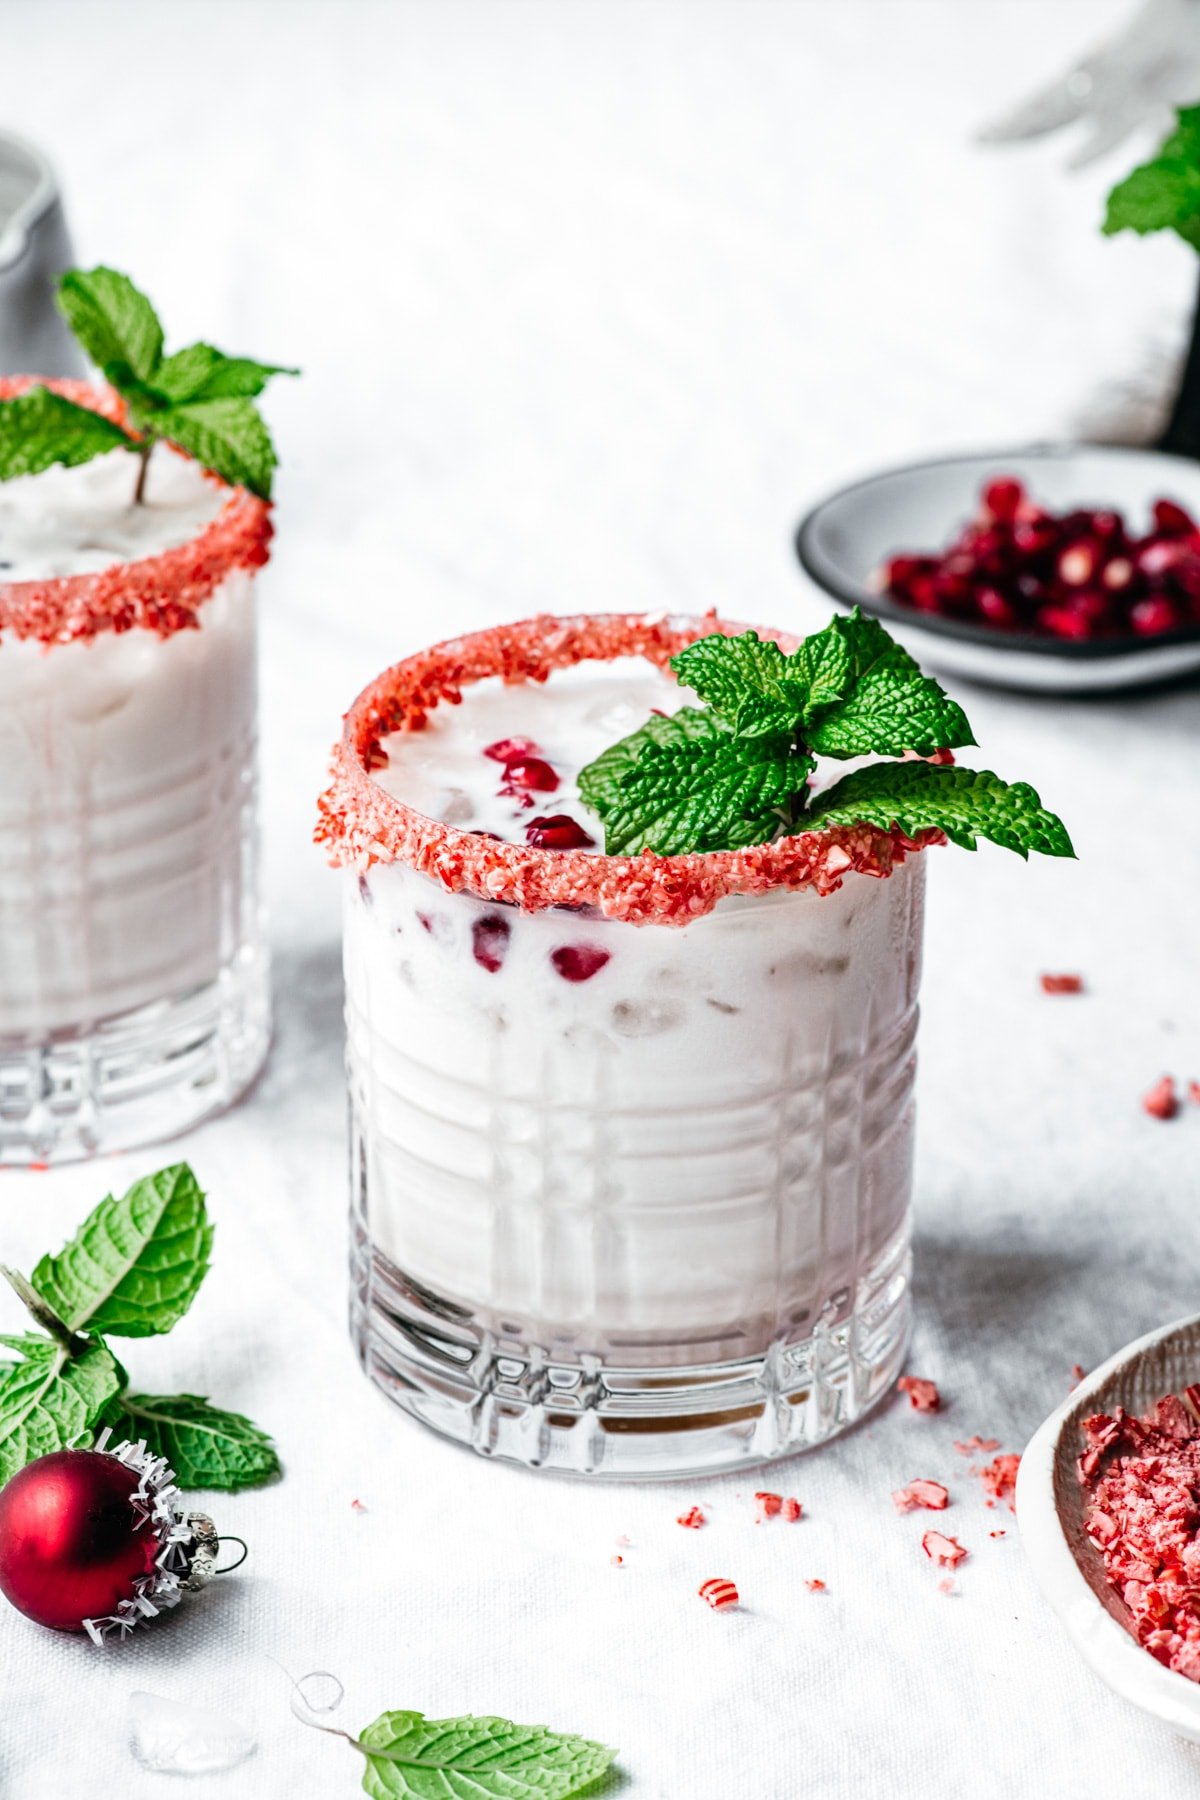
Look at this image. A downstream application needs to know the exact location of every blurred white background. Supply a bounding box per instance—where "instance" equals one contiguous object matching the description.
[2,4,1199,1797]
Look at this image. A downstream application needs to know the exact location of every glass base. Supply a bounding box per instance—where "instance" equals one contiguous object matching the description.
[0,948,270,1166]
[350,1222,912,1480]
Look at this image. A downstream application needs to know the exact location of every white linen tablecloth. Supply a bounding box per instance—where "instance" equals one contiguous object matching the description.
[2,2,1200,1794]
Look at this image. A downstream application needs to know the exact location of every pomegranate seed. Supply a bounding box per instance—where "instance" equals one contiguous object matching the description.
[471,913,511,972]
[982,477,1024,522]
[1040,606,1092,640]
[1101,556,1133,591]
[484,737,539,763]
[502,756,559,793]
[1040,973,1083,995]
[975,587,1017,628]
[1129,597,1182,635]
[1143,1076,1178,1121]
[550,945,611,983]
[1137,539,1188,578]
[1154,498,1196,535]
[698,1577,739,1611]
[1057,543,1098,587]
[525,813,595,850]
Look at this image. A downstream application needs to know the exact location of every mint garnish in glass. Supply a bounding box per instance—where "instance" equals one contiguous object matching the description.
[0,265,296,500]
[577,609,1073,858]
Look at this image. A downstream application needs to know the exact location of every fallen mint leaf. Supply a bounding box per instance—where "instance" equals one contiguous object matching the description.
[100,1393,279,1492]
[0,386,132,480]
[32,1163,212,1338]
[357,1711,616,1800]
[806,761,1074,858]
[0,1334,122,1485]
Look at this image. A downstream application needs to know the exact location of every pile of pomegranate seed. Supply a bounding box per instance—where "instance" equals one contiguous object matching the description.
[880,477,1200,640]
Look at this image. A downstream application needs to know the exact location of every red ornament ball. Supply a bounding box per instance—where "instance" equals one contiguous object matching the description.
[0,1449,159,1632]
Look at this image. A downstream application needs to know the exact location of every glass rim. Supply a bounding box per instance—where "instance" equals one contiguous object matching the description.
[315,609,933,925]
[0,376,272,646]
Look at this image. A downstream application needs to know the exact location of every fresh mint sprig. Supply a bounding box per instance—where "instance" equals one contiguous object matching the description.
[0,1165,279,1492]
[578,609,1073,859]
[1103,106,1200,250]
[0,266,296,499]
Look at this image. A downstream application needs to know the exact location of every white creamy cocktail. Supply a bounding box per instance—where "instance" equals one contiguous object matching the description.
[0,381,272,1162]
[320,613,937,1477]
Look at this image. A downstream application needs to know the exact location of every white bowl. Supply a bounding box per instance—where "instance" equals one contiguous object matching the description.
[1017,1312,1200,1742]
[796,445,1200,694]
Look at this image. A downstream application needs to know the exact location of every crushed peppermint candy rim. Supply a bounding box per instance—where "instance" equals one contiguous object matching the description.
[0,377,272,645]
[315,611,938,926]
[81,1430,205,1645]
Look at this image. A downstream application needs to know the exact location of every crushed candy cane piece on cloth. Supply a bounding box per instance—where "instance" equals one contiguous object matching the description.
[922,1531,968,1568]
[892,1479,949,1513]
[1080,1397,1200,1681]
[698,1577,739,1611]
[1040,973,1083,994]
[754,1492,782,1522]
[781,1497,802,1522]
[937,1577,956,1595]
[805,1579,826,1593]
[897,1376,941,1413]
[977,1453,1020,1506]
[1189,1080,1200,1106]
[676,1507,706,1529]
[954,1436,1000,1455]
[1142,1075,1179,1120]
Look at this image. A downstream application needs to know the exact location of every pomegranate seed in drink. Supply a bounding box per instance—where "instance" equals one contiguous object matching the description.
[484,737,540,763]
[526,814,595,850]
[472,913,512,972]
[551,944,611,983]
[502,756,559,793]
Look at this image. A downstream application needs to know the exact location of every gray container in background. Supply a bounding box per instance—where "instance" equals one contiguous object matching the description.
[0,130,82,376]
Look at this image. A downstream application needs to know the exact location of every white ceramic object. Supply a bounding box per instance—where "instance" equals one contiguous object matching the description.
[796,444,1200,693]
[1017,1311,1200,1743]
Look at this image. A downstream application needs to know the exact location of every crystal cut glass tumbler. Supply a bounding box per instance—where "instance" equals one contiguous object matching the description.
[320,613,928,1478]
[0,380,273,1163]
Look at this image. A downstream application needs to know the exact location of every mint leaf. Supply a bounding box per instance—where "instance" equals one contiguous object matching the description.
[100,1393,279,1492]
[1104,106,1200,249]
[153,397,278,497]
[670,632,806,740]
[32,1163,212,1338]
[805,761,1075,858]
[578,705,726,816]
[57,267,163,386]
[0,386,132,480]
[358,1711,615,1800]
[151,344,299,404]
[591,710,811,855]
[0,1334,122,1485]
[800,612,974,758]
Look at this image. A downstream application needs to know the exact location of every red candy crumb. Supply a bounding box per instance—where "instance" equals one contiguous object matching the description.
[698,1577,739,1611]
[611,1554,625,1567]
[1080,1397,1200,1682]
[977,1452,1020,1507]
[937,1577,956,1595]
[898,1376,941,1413]
[892,1479,950,1513]
[805,1579,826,1594]
[954,1436,1000,1455]
[677,1506,706,1529]
[551,945,611,983]
[754,1491,783,1523]
[1040,973,1084,995]
[782,1497,803,1523]
[922,1531,968,1569]
[1190,1081,1200,1106]
[351,1498,367,1513]
[1070,1363,1087,1389]
[1143,1076,1179,1121]
[990,1530,1007,1539]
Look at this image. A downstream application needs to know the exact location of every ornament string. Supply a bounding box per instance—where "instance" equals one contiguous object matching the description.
[214,1537,248,1574]
[281,1666,432,1771]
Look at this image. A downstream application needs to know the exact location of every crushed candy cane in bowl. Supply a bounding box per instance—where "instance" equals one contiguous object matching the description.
[1018,1313,1200,1743]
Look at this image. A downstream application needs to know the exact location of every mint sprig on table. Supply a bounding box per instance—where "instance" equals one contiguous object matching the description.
[0,1165,279,1492]
[578,609,1073,858]
[356,1711,615,1799]
[0,265,296,498]
[1103,105,1200,249]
